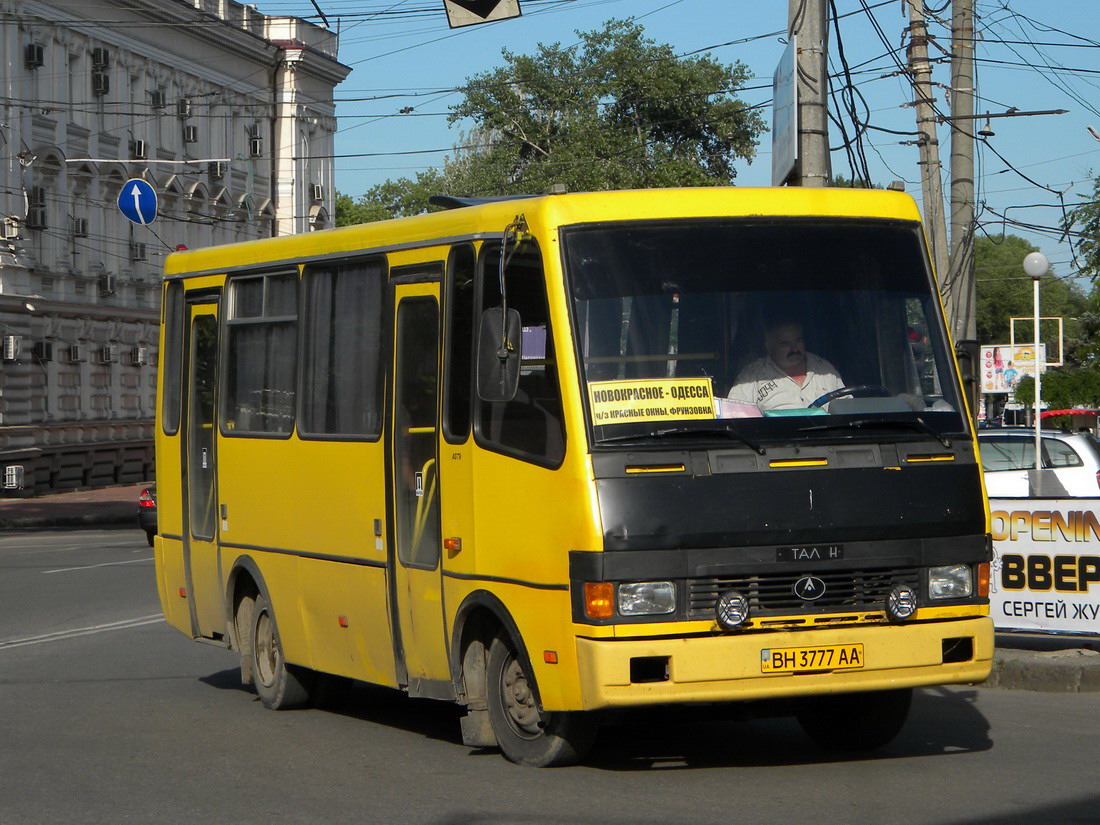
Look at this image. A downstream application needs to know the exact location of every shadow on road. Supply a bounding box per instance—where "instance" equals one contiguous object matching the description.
[585,685,991,771]
[200,667,991,771]
[200,667,466,745]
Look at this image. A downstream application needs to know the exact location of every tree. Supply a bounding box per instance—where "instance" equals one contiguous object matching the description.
[1062,172,1100,281]
[335,169,446,226]
[974,234,1088,358]
[349,20,765,221]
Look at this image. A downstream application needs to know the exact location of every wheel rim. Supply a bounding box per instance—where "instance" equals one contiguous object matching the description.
[499,652,542,738]
[254,609,278,689]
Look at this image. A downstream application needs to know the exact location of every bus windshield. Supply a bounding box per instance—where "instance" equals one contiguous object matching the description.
[563,218,967,446]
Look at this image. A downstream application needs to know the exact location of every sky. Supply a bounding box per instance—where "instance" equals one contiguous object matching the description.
[254,0,1100,287]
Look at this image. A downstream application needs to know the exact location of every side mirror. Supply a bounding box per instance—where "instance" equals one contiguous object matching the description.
[954,338,979,426]
[477,306,522,402]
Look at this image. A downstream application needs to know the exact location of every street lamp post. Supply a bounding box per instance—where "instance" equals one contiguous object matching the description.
[1023,252,1049,486]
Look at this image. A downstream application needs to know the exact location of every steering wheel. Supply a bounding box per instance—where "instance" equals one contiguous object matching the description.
[809,384,891,408]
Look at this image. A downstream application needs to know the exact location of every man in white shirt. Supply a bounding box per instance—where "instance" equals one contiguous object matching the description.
[727,319,844,411]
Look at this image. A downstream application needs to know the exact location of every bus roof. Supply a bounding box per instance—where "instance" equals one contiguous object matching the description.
[163,186,922,279]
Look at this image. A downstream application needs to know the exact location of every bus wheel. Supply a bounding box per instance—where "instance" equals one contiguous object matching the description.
[485,633,595,767]
[250,593,313,710]
[796,688,912,752]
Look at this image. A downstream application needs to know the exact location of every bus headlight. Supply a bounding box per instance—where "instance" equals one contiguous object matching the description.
[928,564,973,599]
[618,582,676,616]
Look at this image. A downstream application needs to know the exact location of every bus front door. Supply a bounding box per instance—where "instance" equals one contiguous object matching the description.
[389,285,451,693]
[182,299,224,639]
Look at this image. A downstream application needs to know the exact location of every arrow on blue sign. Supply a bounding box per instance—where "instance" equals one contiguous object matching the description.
[118,178,158,225]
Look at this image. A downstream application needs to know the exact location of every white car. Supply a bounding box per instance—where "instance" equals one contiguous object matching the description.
[978,429,1100,498]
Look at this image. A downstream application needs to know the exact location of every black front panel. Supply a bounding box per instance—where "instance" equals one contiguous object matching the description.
[596,462,985,551]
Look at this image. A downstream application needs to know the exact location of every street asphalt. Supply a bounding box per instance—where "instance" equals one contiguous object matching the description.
[2,483,1098,693]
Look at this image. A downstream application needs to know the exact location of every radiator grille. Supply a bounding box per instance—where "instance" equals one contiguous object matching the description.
[688,567,920,619]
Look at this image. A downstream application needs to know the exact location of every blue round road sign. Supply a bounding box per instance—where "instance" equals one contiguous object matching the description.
[118,178,158,225]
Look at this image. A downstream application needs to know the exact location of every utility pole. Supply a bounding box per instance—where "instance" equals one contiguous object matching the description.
[948,0,977,343]
[904,0,950,298]
[788,0,831,187]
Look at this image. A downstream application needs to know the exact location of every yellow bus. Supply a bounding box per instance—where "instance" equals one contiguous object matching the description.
[154,187,993,766]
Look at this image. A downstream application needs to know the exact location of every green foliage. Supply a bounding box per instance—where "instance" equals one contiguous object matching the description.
[346,20,765,220]
[828,175,883,189]
[974,234,1089,362]
[335,170,447,226]
[1013,368,1100,409]
[1063,172,1100,281]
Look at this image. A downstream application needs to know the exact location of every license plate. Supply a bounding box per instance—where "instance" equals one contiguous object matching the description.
[760,644,865,674]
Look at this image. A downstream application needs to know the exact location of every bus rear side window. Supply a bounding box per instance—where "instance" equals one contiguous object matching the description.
[300,258,385,439]
[223,272,298,436]
[161,280,184,435]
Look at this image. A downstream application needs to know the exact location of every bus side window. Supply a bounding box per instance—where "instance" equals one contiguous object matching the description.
[161,280,184,435]
[475,240,566,467]
[222,271,298,436]
[443,244,476,443]
[300,258,385,439]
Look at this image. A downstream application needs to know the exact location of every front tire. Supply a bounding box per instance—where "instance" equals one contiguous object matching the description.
[250,593,314,710]
[485,633,595,767]
[796,688,912,752]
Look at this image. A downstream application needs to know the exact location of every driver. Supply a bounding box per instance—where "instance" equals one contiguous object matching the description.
[727,318,844,411]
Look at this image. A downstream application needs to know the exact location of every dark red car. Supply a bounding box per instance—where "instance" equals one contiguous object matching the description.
[138,484,157,546]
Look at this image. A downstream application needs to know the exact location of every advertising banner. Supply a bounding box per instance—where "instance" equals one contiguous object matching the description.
[981,344,1047,394]
[990,499,1100,635]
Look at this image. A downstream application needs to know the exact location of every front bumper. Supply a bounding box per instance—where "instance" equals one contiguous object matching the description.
[575,617,993,710]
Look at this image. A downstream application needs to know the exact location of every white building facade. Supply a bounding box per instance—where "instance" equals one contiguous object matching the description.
[0,0,349,495]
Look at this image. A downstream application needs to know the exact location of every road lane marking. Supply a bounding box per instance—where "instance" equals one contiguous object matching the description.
[0,614,163,650]
[43,557,154,574]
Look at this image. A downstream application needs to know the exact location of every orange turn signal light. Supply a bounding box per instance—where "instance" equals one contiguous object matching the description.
[443,537,462,553]
[338,616,349,628]
[178,587,187,598]
[584,582,614,619]
[977,562,990,598]
[543,651,558,664]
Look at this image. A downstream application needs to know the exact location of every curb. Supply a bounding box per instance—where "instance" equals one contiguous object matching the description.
[0,513,136,531]
[984,647,1100,692]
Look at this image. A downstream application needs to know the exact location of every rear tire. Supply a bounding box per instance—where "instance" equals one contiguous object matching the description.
[796,688,912,752]
[250,593,314,710]
[485,633,595,767]
[145,530,155,547]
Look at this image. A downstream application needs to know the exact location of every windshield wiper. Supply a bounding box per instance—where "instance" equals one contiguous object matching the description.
[797,417,954,449]
[596,424,765,455]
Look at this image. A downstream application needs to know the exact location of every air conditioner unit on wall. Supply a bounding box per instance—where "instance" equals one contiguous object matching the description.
[151,89,166,109]
[248,137,262,157]
[310,184,324,202]
[92,47,110,69]
[26,207,47,231]
[99,272,116,295]
[130,139,147,160]
[131,346,148,366]
[183,125,198,144]
[68,344,85,363]
[130,242,147,262]
[72,217,89,238]
[99,345,116,364]
[33,341,53,362]
[2,218,20,240]
[3,335,20,361]
[92,72,110,97]
[4,466,25,491]
[25,43,45,70]
[177,98,192,119]
[208,161,226,179]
